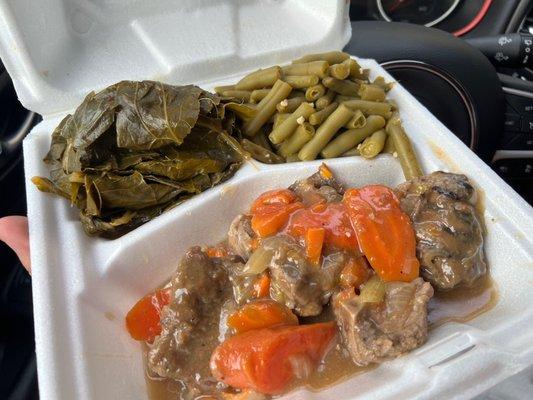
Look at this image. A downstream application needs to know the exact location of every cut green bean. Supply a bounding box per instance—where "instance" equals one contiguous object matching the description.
[221,90,252,102]
[305,84,326,102]
[298,103,354,160]
[342,99,393,119]
[309,102,338,126]
[289,90,306,98]
[373,76,394,92]
[283,75,319,89]
[251,129,273,151]
[272,113,290,129]
[236,66,281,90]
[279,123,315,157]
[250,88,271,103]
[388,99,399,111]
[285,154,301,162]
[341,147,360,157]
[345,58,365,80]
[282,61,329,78]
[328,62,350,80]
[243,79,292,137]
[344,109,366,129]
[383,132,395,154]
[358,84,386,102]
[292,51,350,64]
[214,84,235,94]
[359,129,387,159]
[335,94,360,103]
[322,76,360,96]
[315,90,336,110]
[241,139,285,164]
[386,116,423,180]
[276,96,306,113]
[269,102,315,144]
[320,115,386,158]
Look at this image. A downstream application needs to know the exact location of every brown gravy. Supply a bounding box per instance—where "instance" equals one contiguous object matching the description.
[143,278,497,399]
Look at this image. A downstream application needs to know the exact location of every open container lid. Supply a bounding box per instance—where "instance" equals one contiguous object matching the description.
[0,0,351,117]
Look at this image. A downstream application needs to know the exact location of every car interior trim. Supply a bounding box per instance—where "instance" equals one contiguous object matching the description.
[375,0,461,28]
[380,59,477,149]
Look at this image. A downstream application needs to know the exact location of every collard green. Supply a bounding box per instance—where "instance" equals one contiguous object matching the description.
[33,81,243,238]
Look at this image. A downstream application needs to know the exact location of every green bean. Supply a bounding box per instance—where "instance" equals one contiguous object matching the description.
[236,66,281,90]
[269,102,315,144]
[322,76,360,96]
[344,58,364,80]
[386,116,423,180]
[305,84,326,102]
[292,51,350,65]
[388,99,399,111]
[279,123,315,157]
[272,113,290,129]
[282,61,329,78]
[289,90,306,98]
[361,69,371,80]
[241,139,285,164]
[309,102,338,126]
[298,103,354,160]
[320,115,386,158]
[335,94,360,103]
[373,76,394,92]
[221,90,252,102]
[276,96,306,113]
[341,99,393,119]
[214,84,235,94]
[250,89,271,103]
[243,79,292,137]
[315,90,336,110]
[328,62,350,80]
[285,154,301,162]
[341,147,360,157]
[283,75,319,89]
[359,129,387,159]
[251,129,273,151]
[358,84,386,102]
[344,109,366,129]
[383,132,395,154]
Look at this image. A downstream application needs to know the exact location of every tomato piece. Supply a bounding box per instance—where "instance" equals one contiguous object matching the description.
[253,273,271,298]
[343,185,419,282]
[305,227,325,265]
[227,299,298,333]
[339,256,373,289]
[125,288,172,342]
[286,203,357,250]
[210,322,336,394]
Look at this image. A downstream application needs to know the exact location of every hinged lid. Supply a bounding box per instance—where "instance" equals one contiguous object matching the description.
[0,0,350,117]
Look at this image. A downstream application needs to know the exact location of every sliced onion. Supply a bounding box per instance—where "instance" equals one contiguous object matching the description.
[359,275,386,303]
[241,246,274,275]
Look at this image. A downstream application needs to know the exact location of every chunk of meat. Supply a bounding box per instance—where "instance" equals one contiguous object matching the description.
[147,247,232,396]
[289,169,344,205]
[396,172,487,290]
[333,277,433,366]
[265,235,345,316]
[228,214,256,260]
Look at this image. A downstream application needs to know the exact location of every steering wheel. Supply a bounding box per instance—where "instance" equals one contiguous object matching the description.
[344,21,504,162]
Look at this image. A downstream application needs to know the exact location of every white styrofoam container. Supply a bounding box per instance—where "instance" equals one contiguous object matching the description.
[1,1,532,399]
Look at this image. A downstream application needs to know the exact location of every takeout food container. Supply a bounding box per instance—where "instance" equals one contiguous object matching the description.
[1,1,532,399]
